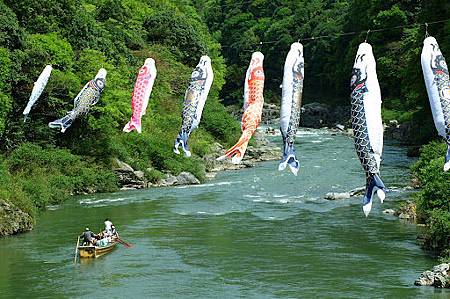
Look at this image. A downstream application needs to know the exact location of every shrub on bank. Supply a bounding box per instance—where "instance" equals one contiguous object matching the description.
[412,141,450,255]
[5,143,118,210]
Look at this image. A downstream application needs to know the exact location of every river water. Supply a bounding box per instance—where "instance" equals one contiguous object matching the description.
[0,129,448,298]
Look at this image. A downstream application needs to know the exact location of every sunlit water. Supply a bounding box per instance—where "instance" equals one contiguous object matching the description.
[1,129,448,298]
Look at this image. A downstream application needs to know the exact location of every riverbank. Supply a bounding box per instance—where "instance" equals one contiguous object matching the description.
[0,121,424,237]
[0,129,281,237]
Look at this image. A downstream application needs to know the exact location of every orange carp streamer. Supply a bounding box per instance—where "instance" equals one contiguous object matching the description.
[217,52,265,164]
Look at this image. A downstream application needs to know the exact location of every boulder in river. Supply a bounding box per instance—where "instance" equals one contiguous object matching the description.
[384,121,420,145]
[300,102,350,128]
[382,209,396,215]
[324,186,365,200]
[300,102,333,128]
[415,263,450,288]
[160,174,178,187]
[396,200,416,221]
[176,172,200,185]
[113,158,146,190]
[324,192,351,200]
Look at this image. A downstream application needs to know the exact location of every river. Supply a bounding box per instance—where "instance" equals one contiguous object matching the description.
[0,129,448,298]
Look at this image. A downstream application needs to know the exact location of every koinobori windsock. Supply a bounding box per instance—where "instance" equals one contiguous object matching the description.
[421,36,450,172]
[350,43,386,217]
[217,52,265,164]
[49,68,107,133]
[123,58,157,133]
[279,42,304,176]
[174,56,213,157]
[23,65,53,121]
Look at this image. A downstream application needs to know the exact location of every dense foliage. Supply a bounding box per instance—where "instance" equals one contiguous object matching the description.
[0,0,240,216]
[412,142,450,256]
[200,0,450,144]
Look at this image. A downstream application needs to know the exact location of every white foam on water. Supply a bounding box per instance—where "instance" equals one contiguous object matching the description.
[175,210,230,216]
[252,199,264,202]
[176,181,241,189]
[273,194,288,198]
[244,194,261,198]
[79,197,127,205]
[306,197,320,202]
[311,140,323,143]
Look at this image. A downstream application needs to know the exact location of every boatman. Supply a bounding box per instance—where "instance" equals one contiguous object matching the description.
[80,227,97,245]
[111,225,119,238]
[104,218,113,237]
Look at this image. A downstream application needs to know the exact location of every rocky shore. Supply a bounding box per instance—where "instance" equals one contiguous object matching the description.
[415,263,450,288]
[113,131,281,190]
[262,102,419,147]
[0,129,281,237]
[261,102,351,130]
[0,200,33,237]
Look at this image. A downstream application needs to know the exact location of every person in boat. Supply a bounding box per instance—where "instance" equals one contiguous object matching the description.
[104,218,113,237]
[111,225,119,239]
[80,227,97,246]
[96,235,109,247]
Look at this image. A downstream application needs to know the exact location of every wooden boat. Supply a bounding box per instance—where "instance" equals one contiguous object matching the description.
[78,239,118,258]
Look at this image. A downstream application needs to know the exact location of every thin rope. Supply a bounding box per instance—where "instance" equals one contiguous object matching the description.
[221,18,450,49]
[364,29,371,43]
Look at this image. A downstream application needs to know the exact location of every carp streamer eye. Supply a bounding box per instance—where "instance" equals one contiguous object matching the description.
[350,75,357,87]
[96,79,105,89]
[191,71,199,78]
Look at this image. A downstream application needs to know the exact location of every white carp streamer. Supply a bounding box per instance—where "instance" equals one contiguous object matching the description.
[421,36,450,172]
[23,65,53,121]
[350,43,386,217]
[279,42,304,176]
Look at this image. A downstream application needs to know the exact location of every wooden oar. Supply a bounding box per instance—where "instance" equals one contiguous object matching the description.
[74,236,80,264]
[116,237,133,248]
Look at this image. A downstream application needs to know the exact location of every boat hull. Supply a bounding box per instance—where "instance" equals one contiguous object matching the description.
[78,241,118,258]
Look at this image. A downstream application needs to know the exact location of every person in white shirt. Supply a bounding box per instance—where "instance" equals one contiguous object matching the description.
[104,218,113,239]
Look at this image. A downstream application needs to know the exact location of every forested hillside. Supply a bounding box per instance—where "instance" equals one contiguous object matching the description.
[200,0,450,144]
[0,0,240,219]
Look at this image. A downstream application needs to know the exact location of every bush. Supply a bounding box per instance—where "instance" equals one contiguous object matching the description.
[7,143,118,207]
[0,1,23,49]
[24,33,74,71]
[0,157,36,216]
[413,141,450,256]
[201,98,241,147]
[144,10,208,65]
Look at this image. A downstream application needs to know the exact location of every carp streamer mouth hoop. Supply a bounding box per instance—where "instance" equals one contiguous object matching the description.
[364,29,371,43]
